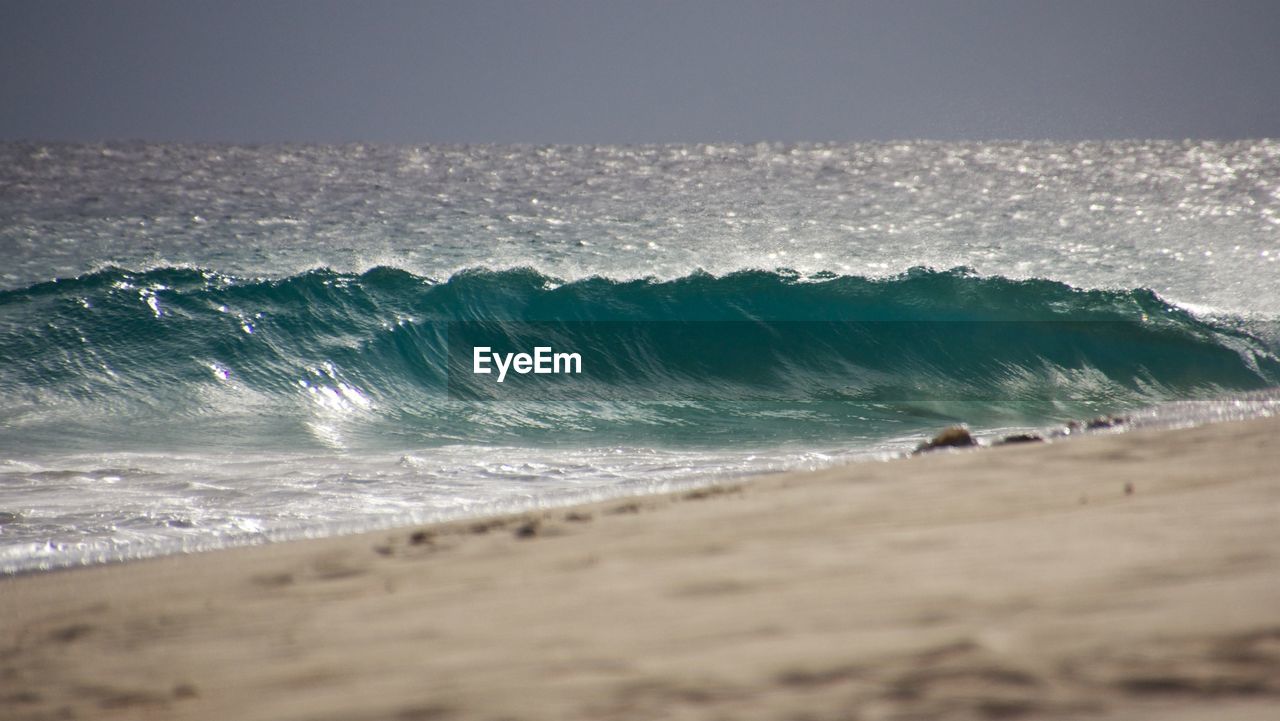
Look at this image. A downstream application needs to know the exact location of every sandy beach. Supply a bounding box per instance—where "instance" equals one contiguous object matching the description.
[3,416,1279,721]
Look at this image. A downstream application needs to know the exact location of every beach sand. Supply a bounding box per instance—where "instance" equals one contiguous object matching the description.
[3,416,1279,720]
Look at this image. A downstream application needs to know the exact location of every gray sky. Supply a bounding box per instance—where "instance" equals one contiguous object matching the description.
[3,0,1279,143]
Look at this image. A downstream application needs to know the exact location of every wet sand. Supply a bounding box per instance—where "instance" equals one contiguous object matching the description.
[3,416,1280,720]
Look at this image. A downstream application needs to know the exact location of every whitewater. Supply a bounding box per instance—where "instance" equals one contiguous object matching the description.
[2,140,1278,573]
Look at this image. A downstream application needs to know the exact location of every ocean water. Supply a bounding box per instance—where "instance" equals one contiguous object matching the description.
[2,140,1278,573]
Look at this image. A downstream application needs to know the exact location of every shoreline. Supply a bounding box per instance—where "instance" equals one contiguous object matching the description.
[10,401,1270,578]
[4,415,1280,720]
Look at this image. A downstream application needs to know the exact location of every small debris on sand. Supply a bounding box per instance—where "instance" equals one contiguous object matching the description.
[469,519,506,534]
[173,683,199,699]
[1086,414,1129,430]
[994,432,1044,446]
[1057,414,1131,436]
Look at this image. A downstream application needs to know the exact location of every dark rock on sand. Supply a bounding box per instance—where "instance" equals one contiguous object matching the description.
[995,433,1044,446]
[915,426,978,454]
[1058,414,1130,436]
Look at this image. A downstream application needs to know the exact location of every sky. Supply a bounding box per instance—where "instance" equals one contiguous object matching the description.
[2,0,1279,144]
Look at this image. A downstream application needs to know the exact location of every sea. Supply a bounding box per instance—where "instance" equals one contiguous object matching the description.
[2,140,1278,574]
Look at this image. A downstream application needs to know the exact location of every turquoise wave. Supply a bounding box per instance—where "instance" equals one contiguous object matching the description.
[1,266,1276,450]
